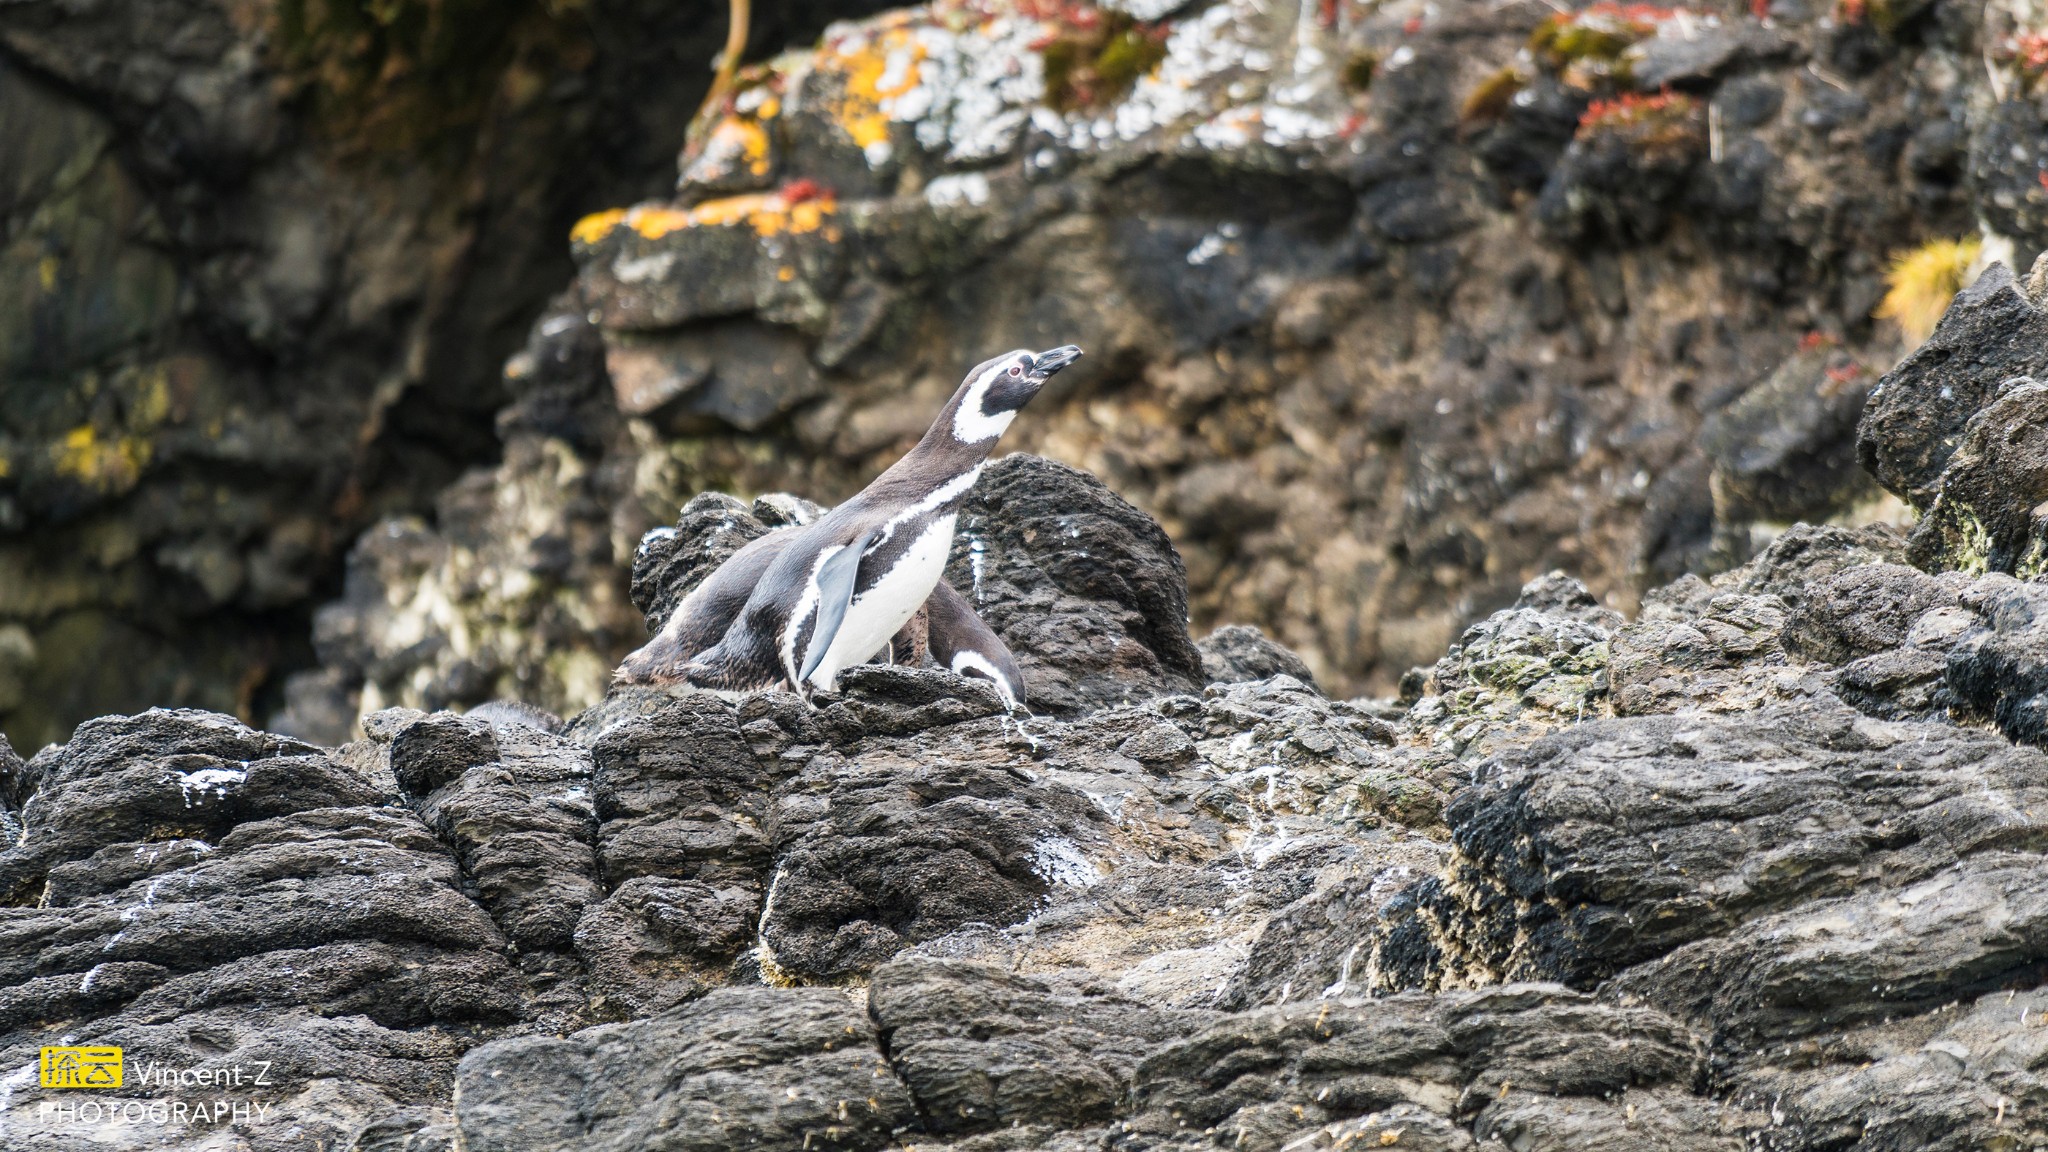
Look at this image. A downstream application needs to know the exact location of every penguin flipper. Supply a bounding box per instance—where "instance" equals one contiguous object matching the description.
[797,527,877,685]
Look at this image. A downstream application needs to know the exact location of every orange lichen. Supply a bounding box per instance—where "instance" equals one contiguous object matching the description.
[813,19,927,161]
[569,208,627,245]
[570,190,841,245]
[2017,32,2048,71]
[704,115,774,177]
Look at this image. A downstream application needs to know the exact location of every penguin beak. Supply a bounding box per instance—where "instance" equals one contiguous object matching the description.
[1026,345,1082,380]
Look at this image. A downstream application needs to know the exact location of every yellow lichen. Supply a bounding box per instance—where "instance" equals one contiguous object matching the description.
[1875,236,1981,343]
[51,425,150,494]
[573,192,839,245]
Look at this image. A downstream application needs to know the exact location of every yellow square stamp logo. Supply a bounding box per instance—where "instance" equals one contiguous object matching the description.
[40,1046,122,1089]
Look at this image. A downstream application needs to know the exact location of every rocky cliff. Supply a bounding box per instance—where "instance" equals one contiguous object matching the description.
[11,0,2041,744]
[272,0,2048,740]
[5,258,2048,1146]
[0,0,893,750]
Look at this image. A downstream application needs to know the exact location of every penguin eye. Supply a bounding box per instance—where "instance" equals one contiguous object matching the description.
[1008,365,1022,376]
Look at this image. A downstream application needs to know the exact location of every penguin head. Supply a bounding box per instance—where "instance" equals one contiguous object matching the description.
[951,345,1082,444]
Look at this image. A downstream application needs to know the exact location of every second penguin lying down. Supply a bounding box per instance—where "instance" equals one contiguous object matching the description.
[612,345,1082,707]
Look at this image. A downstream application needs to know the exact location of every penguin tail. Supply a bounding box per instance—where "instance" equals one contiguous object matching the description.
[676,653,789,695]
[614,634,695,685]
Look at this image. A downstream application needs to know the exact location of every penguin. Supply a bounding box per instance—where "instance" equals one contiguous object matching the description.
[922,579,1026,710]
[614,527,796,686]
[614,344,1080,698]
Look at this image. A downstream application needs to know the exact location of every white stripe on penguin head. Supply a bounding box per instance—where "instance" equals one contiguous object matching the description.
[952,352,1031,444]
[950,649,1019,709]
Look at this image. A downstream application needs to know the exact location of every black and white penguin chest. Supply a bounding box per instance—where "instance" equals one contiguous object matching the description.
[785,465,982,692]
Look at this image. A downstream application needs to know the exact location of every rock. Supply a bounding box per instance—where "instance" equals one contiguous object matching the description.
[0,708,381,902]
[1858,262,2048,509]
[1730,987,2048,1151]
[1701,343,1876,525]
[1198,624,1318,688]
[1408,572,1621,756]
[1947,576,2048,748]
[1220,848,1444,1009]
[1381,700,2048,994]
[1905,377,2048,574]
[1124,985,1713,1144]
[394,712,602,952]
[1780,562,1964,664]
[1622,24,1747,90]
[1606,525,1903,716]
[869,957,1213,1133]
[1968,102,2048,252]
[816,665,1010,738]
[758,717,1111,981]
[453,986,916,1152]
[588,694,784,889]
[1196,676,1425,829]
[948,454,1205,715]
[574,876,761,1017]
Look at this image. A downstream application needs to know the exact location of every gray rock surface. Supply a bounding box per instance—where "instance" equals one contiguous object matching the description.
[1198,625,1318,688]
[22,230,2048,1148]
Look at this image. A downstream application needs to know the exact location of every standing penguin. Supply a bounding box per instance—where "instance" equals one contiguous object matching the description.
[615,345,1078,698]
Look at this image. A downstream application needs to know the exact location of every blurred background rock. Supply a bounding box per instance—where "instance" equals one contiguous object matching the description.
[1,0,2034,749]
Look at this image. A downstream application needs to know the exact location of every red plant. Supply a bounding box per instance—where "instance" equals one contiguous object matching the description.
[1825,362,1863,384]
[1018,0,1105,33]
[779,178,833,204]
[1577,2,1687,22]
[1750,0,1769,19]
[1578,89,1688,131]
[2018,32,2048,70]
[1798,330,1836,352]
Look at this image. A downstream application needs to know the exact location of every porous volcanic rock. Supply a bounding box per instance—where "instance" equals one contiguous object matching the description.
[282,0,2036,746]
[25,265,2048,1148]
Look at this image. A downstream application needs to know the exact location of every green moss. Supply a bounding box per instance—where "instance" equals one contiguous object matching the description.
[1096,25,1169,94]
[1460,65,1525,123]
[1041,9,1167,113]
[274,0,589,158]
[1527,9,1652,84]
